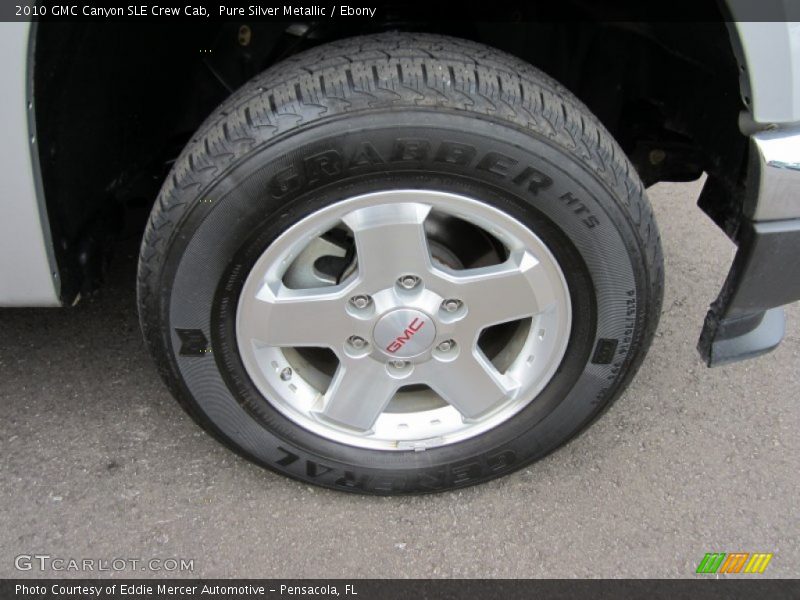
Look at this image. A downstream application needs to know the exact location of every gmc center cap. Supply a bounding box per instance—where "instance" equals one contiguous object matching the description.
[373,309,436,358]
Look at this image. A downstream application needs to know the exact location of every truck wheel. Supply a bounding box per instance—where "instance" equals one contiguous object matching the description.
[137,33,663,494]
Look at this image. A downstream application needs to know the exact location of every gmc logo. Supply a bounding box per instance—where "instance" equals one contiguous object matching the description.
[386,318,425,353]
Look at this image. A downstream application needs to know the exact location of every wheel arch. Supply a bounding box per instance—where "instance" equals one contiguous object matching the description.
[29,10,748,301]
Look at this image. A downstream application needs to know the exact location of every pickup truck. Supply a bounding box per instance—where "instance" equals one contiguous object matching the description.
[2,5,798,493]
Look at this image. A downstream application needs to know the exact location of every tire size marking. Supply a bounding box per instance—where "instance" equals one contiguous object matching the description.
[268,139,600,229]
[593,289,637,404]
[616,289,637,362]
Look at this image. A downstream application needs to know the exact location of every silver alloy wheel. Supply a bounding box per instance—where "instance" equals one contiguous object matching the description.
[236,190,572,450]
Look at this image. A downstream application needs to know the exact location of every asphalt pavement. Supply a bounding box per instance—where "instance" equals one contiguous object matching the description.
[1,179,798,578]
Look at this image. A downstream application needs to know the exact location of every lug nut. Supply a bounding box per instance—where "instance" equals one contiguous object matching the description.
[389,359,408,369]
[279,367,293,381]
[442,299,463,313]
[347,335,368,350]
[398,275,421,290]
[437,340,455,352]
[349,295,372,309]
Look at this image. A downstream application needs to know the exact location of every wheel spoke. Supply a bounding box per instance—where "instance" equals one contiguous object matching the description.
[450,250,559,327]
[317,359,397,431]
[240,282,349,348]
[342,203,433,287]
[424,350,518,419]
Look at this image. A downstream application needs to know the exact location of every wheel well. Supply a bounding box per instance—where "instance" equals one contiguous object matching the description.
[33,13,745,299]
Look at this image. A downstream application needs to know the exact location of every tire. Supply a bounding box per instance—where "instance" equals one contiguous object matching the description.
[137,32,663,494]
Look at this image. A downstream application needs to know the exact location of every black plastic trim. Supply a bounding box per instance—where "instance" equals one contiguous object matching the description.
[698,218,800,366]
